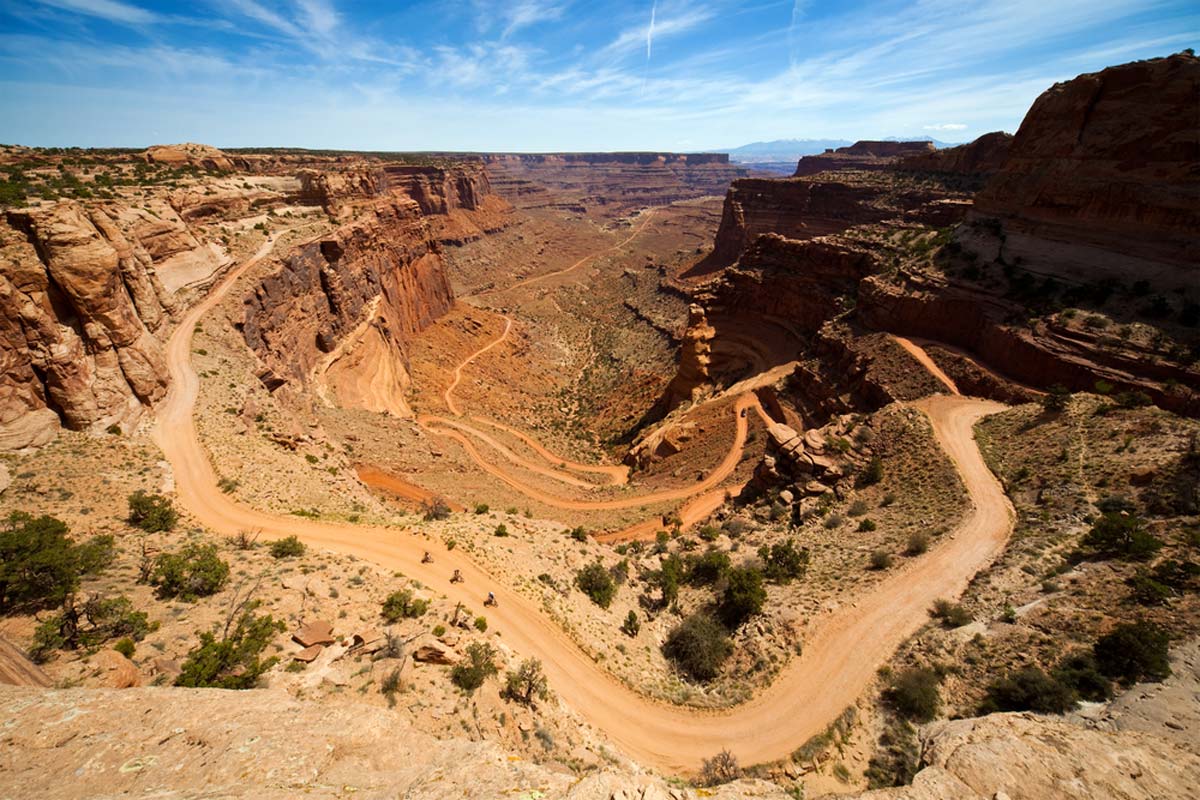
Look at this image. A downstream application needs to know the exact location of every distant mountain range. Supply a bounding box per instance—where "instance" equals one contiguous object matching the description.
[718,136,964,164]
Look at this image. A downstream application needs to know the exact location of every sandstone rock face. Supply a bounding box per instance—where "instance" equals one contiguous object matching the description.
[964,52,1200,286]
[898,131,1013,176]
[711,179,887,264]
[655,304,715,413]
[482,152,749,217]
[793,140,935,176]
[143,142,249,172]
[0,202,177,447]
[244,165,511,406]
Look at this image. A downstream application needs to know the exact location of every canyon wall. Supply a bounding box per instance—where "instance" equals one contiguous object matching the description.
[481,153,748,217]
[243,166,508,411]
[962,52,1199,286]
[793,140,935,176]
[0,202,215,448]
[897,131,1013,176]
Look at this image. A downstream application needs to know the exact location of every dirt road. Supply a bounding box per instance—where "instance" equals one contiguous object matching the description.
[155,235,1013,775]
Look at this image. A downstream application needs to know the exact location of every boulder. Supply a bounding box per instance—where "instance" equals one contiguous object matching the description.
[294,621,336,648]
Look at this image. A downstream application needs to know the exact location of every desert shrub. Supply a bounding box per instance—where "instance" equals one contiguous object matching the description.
[698,749,740,787]
[929,598,972,628]
[113,637,137,659]
[646,553,684,608]
[176,605,284,689]
[980,667,1075,714]
[717,567,766,629]
[869,550,893,570]
[857,456,884,488]
[824,513,845,529]
[568,526,588,542]
[848,500,869,517]
[697,525,720,542]
[687,549,730,586]
[494,523,509,537]
[885,667,941,722]
[503,658,548,705]
[381,589,429,621]
[1127,571,1173,605]
[758,538,809,584]
[865,719,919,789]
[858,518,877,532]
[576,561,617,608]
[127,490,178,533]
[906,531,930,555]
[1052,651,1112,702]
[663,613,731,682]
[474,615,488,632]
[473,503,489,514]
[268,535,305,559]
[1040,384,1071,413]
[380,667,403,705]
[421,497,451,521]
[1082,512,1162,560]
[450,641,497,692]
[1093,621,1171,684]
[621,610,641,637]
[30,594,155,662]
[0,512,113,612]
[151,543,229,600]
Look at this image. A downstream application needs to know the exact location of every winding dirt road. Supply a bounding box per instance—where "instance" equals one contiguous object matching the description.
[154,230,1014,774]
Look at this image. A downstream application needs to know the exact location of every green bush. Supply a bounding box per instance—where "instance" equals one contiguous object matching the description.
[127,490,178,533]
[1082,512,1162,560]
[381,589,429,621]
[857,456,884,487]
[885,667,941,722]
[576,561,617,609]
[663,613,731,682]
[113,637,137,659]
[1093,621,1171,684]
[929,598,972,628]
[1040,384,1071,413]
[687,549,730,586]
[646,554,684,608]
[0,512,113,612]
[494,523,509,537]
[503,658,548,705]
[268,535,306,559]
[857,518,877,532]
[474,615,488,632]
[151,543,230,600]
[31,594,155,662]
[1053,651,1112,702]
[869,550,893,570]
[175,605,284,689]
[421,497,451,521]
[758,539,809,584]
[473,503,489,514]
[621,610,641,637]
[451,641,497,692]
[568,526,588,542]
[717,567,766,629]
[980,667,1075,714]
[906,531,930,555]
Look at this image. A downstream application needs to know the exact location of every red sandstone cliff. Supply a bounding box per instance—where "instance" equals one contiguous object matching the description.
[897,132,1013,176]
[962,52,1199,285]
[793,141,935,177]
[0,202,179,447]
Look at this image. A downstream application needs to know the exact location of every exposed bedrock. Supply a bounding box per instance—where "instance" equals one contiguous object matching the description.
[857,273,1199,415]
[0,202,184,448]
[793,140,935,176]
[962,51,1200,287]
[898,131,1014,176]
[242,195,452,400]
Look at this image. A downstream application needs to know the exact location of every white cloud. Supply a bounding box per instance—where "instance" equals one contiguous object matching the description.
[923,123,968,131]
[34,0,156,25]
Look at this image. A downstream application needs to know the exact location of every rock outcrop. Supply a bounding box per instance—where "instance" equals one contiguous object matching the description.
[793,140,936,176]
[654,304,715,414]
[482,152,749,217]
[143,142,249,172]
[0,202,179,447]
[962,51,1200,286]
[897,131,1013,176]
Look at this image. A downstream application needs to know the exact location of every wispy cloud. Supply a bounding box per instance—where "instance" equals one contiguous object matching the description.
[923,123,968,131]
[501,1,565,39]
[601,2,713,59]
[33,0,156,25]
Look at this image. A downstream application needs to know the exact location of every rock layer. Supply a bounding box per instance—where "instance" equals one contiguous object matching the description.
[963,51,1200,285]
[0,202,179,446]
[793,140,936,177]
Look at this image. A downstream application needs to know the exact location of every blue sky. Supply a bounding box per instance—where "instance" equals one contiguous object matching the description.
[0,0,1195,151]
